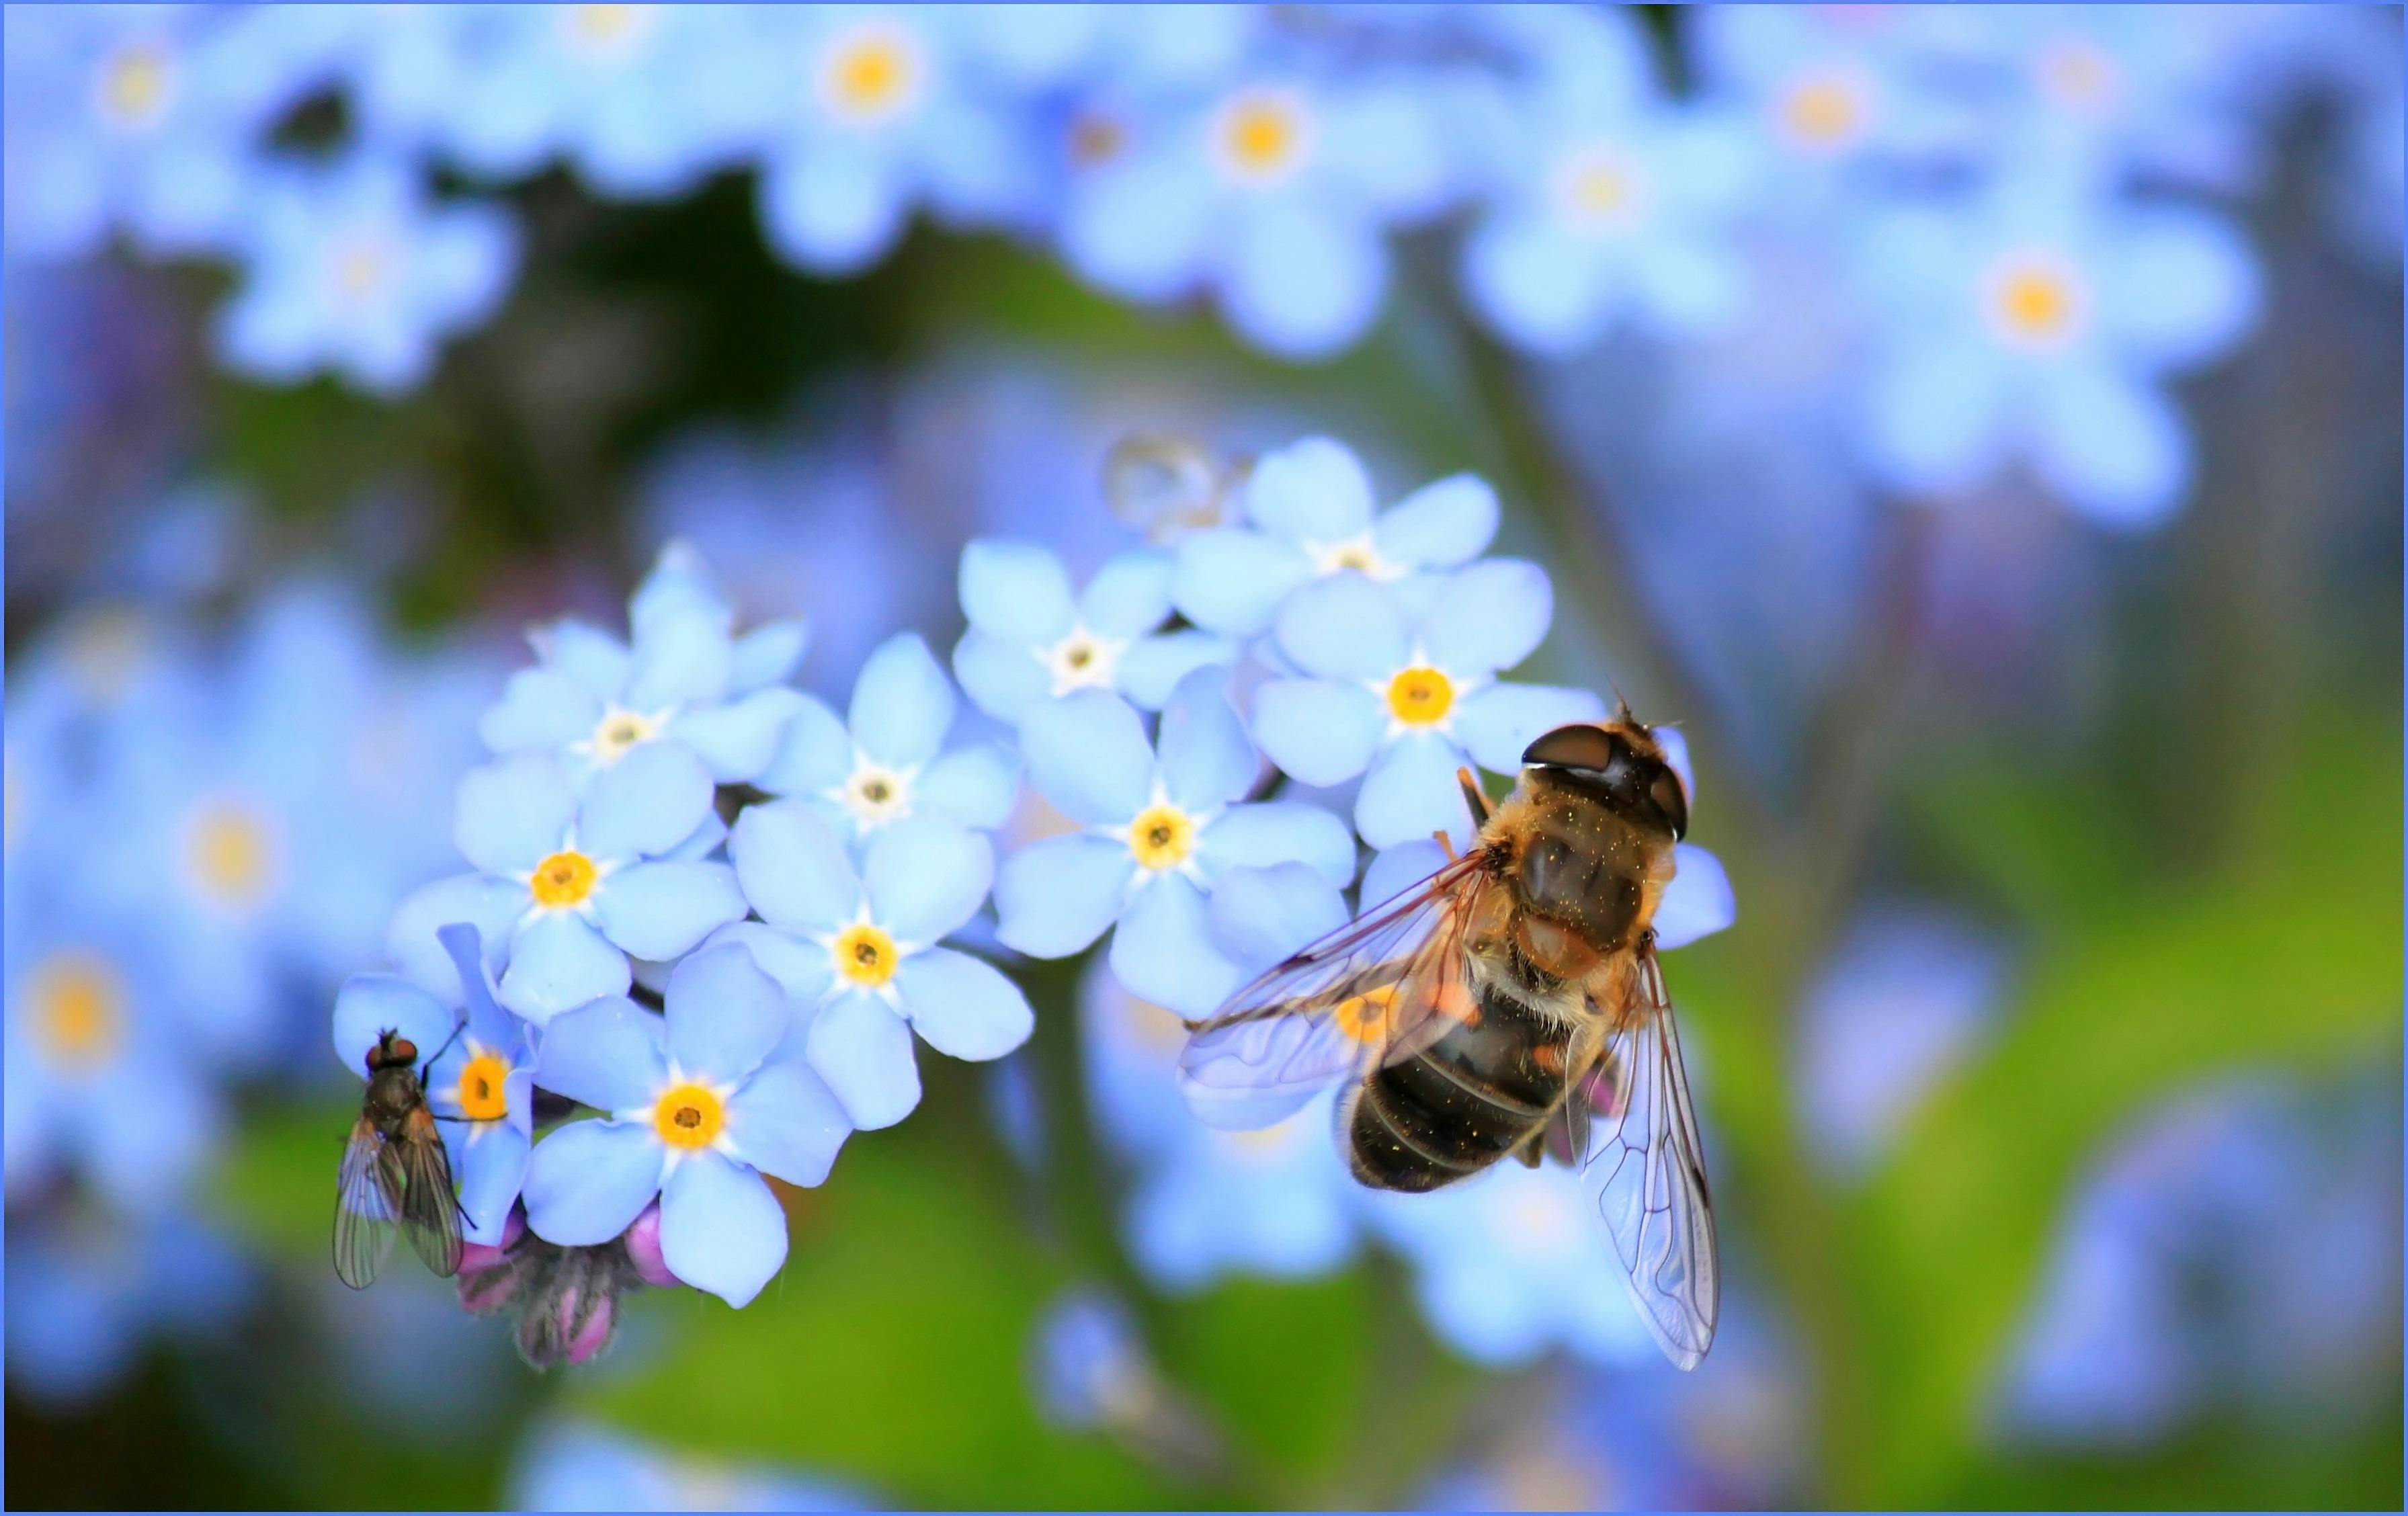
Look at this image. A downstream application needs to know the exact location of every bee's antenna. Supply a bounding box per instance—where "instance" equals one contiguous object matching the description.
[1607,678,1636,726]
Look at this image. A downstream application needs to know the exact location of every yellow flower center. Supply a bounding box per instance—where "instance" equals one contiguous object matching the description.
[97,46,173,128]
[1385,667,1456,726]
[1559,146,1642,230]
[335,241,387,299]
[1778,73,1866,153]
[455,1052,511,1122]
[843,763,911,827]
[1214,89,1309,185]
[2038,38,2118,111]
[185,798,278,911]
[30,951,124,1072]
[653,1081,725,1150]
[823,26,919,124]
[1332,984,1397,1046]
[567,3,649,54]
[1126,804,1196,872]
[1047,628,1120,696]
[1986,253,2087,349]
[589,708,657,765]
[834,923,899,988]
[530,849,599,909]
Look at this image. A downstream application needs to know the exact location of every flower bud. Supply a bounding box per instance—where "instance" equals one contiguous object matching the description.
[621,1200,679,1289]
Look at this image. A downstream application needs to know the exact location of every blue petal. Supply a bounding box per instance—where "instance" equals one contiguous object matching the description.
[1222,202,1388,359]
[578,740,714,863]
[1452,683,1608,775]
[1420,559,1553,678]
[1354,732,1472,851]
[595,860,747,965]
[1362,839,1454,913]
[675,687,805,784]
[330,974,453,1081]
[532,619,629,701]
[959,539,1075,645]
[534,995,666,1111]
[631,542,731,641]
[850,632,954,768]
[480,668,602,755]
[1244,437,1378,544]
[2096,206,2260,371]
[699,922,835,1009]
[950,629,1050,723]
[1654,726,1696,802]
[892,947,1034,1061]
[664,943,790,1086]
[1076,550,1173,639]
[2029,361,2187,529]
[1251,679,1385,787]
[730,800,861,935]
[660,1150,788,1308]
[455,755,575,874]
[730,618,809,695]
[760,138,905,274]
[754,691,852,797]
[435,923,509,1044]
[663,807,729,862]
[1375,473,1498,568]
[806,992,922,1130]
[1110,874,1245,1019]
[1155,665,1257,812]
[1170,528,1313,638]
[386,874,526,1002]
[1206,864,1350,973]
[994,833,1135,958]
[623,606,735,713]
[499,911,632,1025]
[1198,801,1358,887]
[523,1119,663,1247]
[863,817,992,944]
[916,742,1020,831]
[1018,689,1153,825]
[1274,575,1410,681]
[1864,341,2011,497]
[724,1057,850,1187]
[1116,630,1240,710]
[455,1124,531,1247]
[1655,844,1735,950]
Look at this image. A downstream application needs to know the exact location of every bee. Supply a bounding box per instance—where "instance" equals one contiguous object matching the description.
[1177,713,1718,1369]
[334,1025,466,1290]
[1102,433,1247,542]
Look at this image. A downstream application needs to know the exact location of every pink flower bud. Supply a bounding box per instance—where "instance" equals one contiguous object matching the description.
[557,1286,616,1365]
[622,1200,679,1290]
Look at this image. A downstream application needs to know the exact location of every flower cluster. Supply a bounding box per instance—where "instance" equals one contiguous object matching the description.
[7,5,2393,522]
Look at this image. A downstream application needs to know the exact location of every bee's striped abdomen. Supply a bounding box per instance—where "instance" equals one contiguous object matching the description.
[1343,980,1575,1193]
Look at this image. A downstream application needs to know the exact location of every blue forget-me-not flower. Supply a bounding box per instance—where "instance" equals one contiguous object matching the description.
[954,541,1235,724]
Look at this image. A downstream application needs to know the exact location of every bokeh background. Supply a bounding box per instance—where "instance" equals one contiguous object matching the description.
[4,4,2401,1509]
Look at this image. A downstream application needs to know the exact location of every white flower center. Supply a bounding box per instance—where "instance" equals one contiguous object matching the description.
[1504,1183,1576,1253]
[2036,36,2120,114]
[1552,143,1649,234]
[835,755,915,830]
[93,43,175,132]
[1045,626,1126,697]
[583,706,664,766]
[1306,532,1404,582]
[563,4,655,62]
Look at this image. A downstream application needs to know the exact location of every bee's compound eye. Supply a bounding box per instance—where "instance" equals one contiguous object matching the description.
[386,1036,417,1065]
[1522,724,1616,771]
[1649,769,1690,839]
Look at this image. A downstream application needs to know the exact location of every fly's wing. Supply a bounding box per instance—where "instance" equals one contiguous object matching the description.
[1571,943,1719,1370]
[396,1107,466,1278]
[333,1117,403,1290]
[1177,849,1489,1131]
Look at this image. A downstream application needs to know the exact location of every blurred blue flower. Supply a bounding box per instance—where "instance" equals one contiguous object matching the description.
[1853,167,2259,526]
[994,671,1355,1017]
[1249,563,1603,849]
[3,1201,249,1410]
[214,155,520,396]
[522,944,852,1307]
[756,631,1020,840]
[954,540,1235,724]
[1458,12,1762,355]
[1169,437,1499,639]
[391,745,745,1023]
[720,803,1032,1130]
[1030,1286,1151,1431]
[512,1416,869,1512]
[482,541,808,790]
[331,924,536,1246]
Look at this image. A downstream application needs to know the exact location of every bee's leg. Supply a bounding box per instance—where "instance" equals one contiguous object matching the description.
[419,1017,468,1072]
[1511,1128,1546,1169]
[1455,767,1491,828]
[1434,831,1456,861]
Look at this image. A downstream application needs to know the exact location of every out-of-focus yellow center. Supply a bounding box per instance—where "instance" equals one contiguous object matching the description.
[1216,90,1307,184]
[30,951,124,1072]
[2039,38,2117,110]
[1385,667,1455,726]
[834,923,899,988]
[1779,73,1865,151]
[186,799,276,910]
[824,26,918,123]
[1332,984,1397,1045]
[1126,804,1196,871]
[589,708,657,765]
[530,849,599,909]
[98,46,173,128]
[335,241,387,299]
[1561,148,1639,228]
[1069,111,1128,166]
[653,1081,725,1149]
[568,4,648,52]
[456,1052,511,1122]
[1507,1185,1574,1249]
[1987,255,2085,349]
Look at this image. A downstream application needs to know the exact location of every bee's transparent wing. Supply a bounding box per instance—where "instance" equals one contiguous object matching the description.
[396,1108,465,1279]
[333,1118,403,1290]
[1574,945,1720,1370]
[1177,850,1489,1131]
